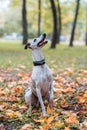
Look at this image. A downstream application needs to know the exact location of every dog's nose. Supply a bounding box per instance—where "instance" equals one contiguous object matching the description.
[43,33,46,37]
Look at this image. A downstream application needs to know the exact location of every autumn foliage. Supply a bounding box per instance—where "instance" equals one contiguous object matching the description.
[0,67,87,130]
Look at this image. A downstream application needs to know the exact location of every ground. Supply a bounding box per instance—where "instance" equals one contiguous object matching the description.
[0,41,87,130]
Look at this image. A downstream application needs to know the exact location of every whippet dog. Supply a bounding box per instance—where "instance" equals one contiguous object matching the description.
[24,33,53,116]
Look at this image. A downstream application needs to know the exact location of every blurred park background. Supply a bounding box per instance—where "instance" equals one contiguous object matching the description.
[0,0,87,70]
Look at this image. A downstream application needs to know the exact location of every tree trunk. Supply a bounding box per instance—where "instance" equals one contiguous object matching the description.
[57,0,61,43]
[86,32,87,46]
[69,0,80,47]
[38,0,41,36]
[85,5,87,46]
[50,0,58,48]
[22,0,28,45]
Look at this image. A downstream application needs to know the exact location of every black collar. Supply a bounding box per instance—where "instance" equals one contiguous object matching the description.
[33,59,45,66]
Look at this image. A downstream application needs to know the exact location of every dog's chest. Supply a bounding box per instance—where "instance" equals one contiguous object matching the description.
[32,65,52,81]
[31,65,52,93]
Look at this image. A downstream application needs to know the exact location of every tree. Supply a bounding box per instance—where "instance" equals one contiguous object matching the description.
[22,0,28,45]
[69,0,80,47]
[57,0,61,43]
[85,3,87,46]
[38,0,41,36]
[50,0,58,48]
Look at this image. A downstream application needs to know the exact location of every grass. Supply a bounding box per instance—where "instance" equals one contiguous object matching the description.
[0,40,87,71]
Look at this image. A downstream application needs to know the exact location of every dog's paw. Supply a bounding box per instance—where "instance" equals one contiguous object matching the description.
[43,113,49,117]
[49,100,53,108]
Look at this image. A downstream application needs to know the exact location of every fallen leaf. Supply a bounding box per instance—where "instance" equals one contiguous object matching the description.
[41,124,54,130]
[0,124,5,130]
[5,109,22,119]
[20,124,32,130]
[47,113,58,124]
[47,116,54,124]
[55,120,64,128]
[47,105,54,114]
[82,121,87,127]
[33,118,44,124]
[65,114,79,125]
[64,127,70,130]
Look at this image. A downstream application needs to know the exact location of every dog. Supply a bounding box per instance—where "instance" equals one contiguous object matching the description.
[24,33,54,116]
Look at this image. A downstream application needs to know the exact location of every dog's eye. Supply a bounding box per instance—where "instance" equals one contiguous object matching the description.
[33,39,37,42]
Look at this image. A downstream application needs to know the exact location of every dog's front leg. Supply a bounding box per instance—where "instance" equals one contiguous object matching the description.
[25,89,32,116]
[36,87,47,117]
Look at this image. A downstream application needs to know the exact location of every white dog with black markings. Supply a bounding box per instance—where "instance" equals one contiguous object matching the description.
[24,33,54,116]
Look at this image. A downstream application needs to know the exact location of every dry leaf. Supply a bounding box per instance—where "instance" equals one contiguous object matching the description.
[47,105,54,114]
[33,119,44,124]
[47,116,54,124]
[64,127,70,130]
[5,109,22,119]
[65,115,79,125]
[47,113,58,124]
[55,120,64,127]
[0,124,5,130]
[41,124,54,130]
[20,124,32,130]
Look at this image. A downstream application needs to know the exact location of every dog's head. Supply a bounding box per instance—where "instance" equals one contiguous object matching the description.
[24,33,48,50]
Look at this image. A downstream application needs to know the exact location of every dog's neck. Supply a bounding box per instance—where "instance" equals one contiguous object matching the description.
[32,48,44,62]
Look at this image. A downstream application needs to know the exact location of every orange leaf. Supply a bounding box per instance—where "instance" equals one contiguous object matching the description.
[64,87,75,93]
[47,105,54,114]
[64,127,70,130]
[46,114,58,124]
[20,124,32,130]
[65,115,79,125]
[42,124,54,130]
[83,91,87,99]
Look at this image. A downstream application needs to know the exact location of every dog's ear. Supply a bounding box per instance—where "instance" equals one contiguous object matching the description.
[24,43,30,49]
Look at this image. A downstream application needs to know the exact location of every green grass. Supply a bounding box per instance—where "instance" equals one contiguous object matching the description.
[0,40,87,71]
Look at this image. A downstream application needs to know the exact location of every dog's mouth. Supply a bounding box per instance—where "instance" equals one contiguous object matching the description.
[37,34,48,47]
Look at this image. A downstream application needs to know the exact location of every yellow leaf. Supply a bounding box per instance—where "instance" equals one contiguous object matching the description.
[5,109,22,119]
[55,120,64,127]
[33,119,44,124]
[47,116,54,124]
[14,111,22,118]
[53,113,59,118]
